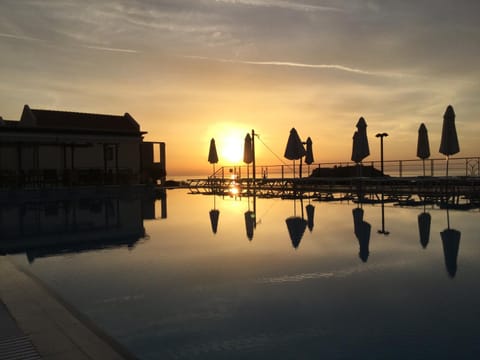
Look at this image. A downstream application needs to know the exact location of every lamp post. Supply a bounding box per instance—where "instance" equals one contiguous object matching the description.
[375,132,388,175]
[378,193,390,235]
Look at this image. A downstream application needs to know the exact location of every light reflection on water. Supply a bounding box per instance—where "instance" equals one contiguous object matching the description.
[3,188,480,359]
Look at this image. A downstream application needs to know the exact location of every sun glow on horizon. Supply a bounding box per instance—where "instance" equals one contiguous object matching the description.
[209,123,247,165]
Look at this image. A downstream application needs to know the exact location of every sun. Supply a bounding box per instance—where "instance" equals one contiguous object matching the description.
[219,132,244,164]
[206,121,250,165]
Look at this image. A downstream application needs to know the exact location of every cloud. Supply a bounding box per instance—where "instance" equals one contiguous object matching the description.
[183,55,408,78]
[0,32,45,42]
[213,0,343,12]
[83,45,139,54]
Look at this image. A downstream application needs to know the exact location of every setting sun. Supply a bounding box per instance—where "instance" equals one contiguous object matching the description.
[208,123,247,165]
[220,134,243,163]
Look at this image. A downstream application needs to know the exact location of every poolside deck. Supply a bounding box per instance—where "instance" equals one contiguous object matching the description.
[187,176,480,206]
[0,256,137,359]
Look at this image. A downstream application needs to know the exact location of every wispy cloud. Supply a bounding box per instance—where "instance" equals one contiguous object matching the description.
[214,0,343,12]
[0,32,138,54]
[83,45,139,54]
[0,32,45,42]
[184,55,408,77]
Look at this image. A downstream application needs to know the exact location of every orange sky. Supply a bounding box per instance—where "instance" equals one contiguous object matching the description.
[1,1,480,176]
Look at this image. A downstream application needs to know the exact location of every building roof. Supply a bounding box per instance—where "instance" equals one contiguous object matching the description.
[20,105,141,133]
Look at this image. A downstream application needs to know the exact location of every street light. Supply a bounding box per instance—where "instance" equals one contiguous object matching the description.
[378,193,390,235]
[375,132,388,175]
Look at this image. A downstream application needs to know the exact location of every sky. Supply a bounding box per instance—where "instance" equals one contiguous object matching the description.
[1,0,480,176]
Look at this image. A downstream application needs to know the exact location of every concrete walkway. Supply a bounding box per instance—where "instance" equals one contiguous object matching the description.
[0,257,136,360]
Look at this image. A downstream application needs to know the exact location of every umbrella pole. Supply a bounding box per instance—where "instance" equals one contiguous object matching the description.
[446,156,449,177]
[446,207,450,229]
[422,159,425,177]
[293,160,296,179]
[300,196,304,219]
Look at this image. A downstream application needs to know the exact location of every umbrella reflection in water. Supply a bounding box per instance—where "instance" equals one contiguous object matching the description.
[306,203,315,232]
[352,207,371,262]
[418,201,431,249]
[285,193,307,249]
[244,189,257,241]
[244,210,255,240]
[440,207,461,278]
[209,194,220,234]
[418,212,431,249]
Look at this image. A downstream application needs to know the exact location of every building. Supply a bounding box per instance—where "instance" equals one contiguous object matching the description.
[0,105,165,187]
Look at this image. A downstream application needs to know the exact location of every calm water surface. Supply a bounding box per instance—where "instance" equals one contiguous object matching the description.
[7,189,480,359]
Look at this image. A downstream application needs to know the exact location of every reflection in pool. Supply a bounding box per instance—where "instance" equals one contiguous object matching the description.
[3,188,480,359]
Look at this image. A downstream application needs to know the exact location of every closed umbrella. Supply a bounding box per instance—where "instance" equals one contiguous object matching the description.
[439,105,460,177]
[417,123,430,176]
[209,209,220,234]
[209,195,220,234]
[243,133,253,182]
[351,117,370,163]
[440,207,461,278]
[417,211,431,249]
[441,228,461,278]
[243,133,253,164]
[353,207,371,262]
[351,117,370,176]
[305,137,314,177]
[208,138,219,175]
[284,128,306,179]
[306,204,315,232]
[244,210,255,240]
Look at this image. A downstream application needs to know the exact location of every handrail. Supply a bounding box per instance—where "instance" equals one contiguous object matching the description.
[209,156,480,179]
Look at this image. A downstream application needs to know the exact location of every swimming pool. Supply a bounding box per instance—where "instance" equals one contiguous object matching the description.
[6,188,480,359]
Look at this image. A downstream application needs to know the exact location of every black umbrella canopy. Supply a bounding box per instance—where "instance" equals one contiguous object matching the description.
[305,137,314,165]
[243,133,253,164]
[306,204,315,232]
[441,228,461,278]
[418,212,431,249]
[244,210,255,240]
[439,105,460,156]
[352,207,371,262]
[351,117,370,164]
[209,209,220,234]
[208,138,219,164]
[284,128,306,160]
[285,216,308,249]
[417,123,430,160]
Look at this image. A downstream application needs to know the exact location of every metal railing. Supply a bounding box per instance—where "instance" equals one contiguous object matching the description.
[208,156,480,180]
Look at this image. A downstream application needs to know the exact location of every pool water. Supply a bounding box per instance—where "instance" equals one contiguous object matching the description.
[6,189,480,359]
